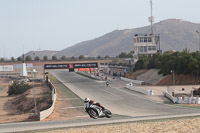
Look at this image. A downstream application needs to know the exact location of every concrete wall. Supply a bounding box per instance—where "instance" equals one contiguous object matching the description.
[125,84,153,95]
[77,71,101,80]
[164,91,177,103]
[39,78,57,121]
[39,95,56,121]
[121,77,144,85]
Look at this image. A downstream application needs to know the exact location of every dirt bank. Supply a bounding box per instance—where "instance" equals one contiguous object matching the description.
[0,78,51,123]
[157,74,198,85]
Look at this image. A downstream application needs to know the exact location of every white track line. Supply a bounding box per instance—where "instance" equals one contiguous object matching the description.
[57,98,80,101]
[114,87,157,103]
[102,89,119,97]
[75,115,89,118]
[61,106,84,110]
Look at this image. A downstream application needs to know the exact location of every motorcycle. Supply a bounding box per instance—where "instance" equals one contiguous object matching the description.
[85,102,112,119]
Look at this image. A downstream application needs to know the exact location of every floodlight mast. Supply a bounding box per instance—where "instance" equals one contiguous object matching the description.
[149,0,154,35]
[196,30,200,52]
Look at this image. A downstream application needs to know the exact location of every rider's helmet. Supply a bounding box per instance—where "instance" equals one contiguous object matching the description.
[84,98,90,103]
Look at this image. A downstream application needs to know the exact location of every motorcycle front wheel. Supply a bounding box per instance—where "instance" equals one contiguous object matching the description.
[88,109,98,119]
[104,109,112,118]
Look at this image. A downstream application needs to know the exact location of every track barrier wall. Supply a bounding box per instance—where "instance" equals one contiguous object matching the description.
[39,76,57,121]
[164,91,177,103]
[121,77,144,85]
[125,83,154,95]
[77,71,101,80]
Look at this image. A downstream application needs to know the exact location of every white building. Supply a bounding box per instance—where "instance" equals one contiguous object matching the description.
[133,34,160,62]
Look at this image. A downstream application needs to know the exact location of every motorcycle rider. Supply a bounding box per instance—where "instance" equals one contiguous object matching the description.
[84,98,95,111]
[106,81,109,86]
[84,98,111,119]
[84,98,104,111]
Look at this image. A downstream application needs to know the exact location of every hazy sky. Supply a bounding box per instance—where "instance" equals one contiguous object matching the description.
[0,0,200,58]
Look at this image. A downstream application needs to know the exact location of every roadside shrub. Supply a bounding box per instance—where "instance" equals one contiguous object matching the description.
[134,58,148,71]
[7,81,32,96]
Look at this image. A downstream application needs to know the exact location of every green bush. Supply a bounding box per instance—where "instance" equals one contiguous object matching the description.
[7,81,32,96]
[133,50,200,77]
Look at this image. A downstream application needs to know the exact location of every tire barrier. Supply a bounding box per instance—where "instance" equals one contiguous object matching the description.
[177,97,182,104]
[196,97,200,104]
[184,97,189,104]
[164,90,200,104]
[192,97,197,104]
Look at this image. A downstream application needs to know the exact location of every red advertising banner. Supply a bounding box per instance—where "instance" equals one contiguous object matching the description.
[69,64,74,69]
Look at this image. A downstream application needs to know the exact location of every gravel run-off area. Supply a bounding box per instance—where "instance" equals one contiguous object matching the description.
[35,116,200,133]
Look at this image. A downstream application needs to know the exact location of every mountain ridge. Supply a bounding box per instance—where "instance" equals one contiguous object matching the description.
[24,19,200,59]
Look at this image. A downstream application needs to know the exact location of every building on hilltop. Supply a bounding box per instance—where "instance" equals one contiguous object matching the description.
[133,34,161,62]
[133,0,161,63]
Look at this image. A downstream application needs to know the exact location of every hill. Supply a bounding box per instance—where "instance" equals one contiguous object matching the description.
[23,50,58,60]
[25,19,200,58]
[55,19,200,58]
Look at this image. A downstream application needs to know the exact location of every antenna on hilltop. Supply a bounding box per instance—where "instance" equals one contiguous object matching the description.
[149,0,154,35]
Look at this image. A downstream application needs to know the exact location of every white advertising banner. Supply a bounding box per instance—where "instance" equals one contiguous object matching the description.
[0,65,14,72]
[26,63,33,68]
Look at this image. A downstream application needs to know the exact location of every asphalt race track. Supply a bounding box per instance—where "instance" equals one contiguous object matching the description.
[2,70,200,133]
[51,70,200,117]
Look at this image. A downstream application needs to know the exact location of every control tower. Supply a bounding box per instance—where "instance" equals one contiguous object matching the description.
[133,0,161,63]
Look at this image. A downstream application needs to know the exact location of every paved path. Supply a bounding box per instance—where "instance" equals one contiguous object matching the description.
[51,70,200,117]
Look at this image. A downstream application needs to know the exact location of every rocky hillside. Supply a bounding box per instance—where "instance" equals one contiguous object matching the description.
[23,50,58,60]
[55,19,200,58]
[25,19,200,58]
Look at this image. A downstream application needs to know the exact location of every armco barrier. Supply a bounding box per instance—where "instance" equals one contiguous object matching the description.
[39,77,57,121]
[121,77,144,85]
[125,84,153,95]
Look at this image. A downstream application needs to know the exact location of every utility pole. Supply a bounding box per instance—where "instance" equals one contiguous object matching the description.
[171,70,175,96]
[3,47,5,72]
[33,52,38,116]
[196,30,200,52]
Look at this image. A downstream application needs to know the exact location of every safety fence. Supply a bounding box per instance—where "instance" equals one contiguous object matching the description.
[39,76,57,121]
